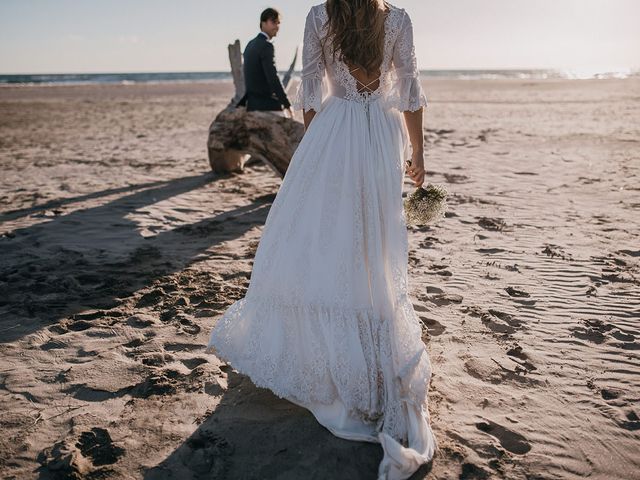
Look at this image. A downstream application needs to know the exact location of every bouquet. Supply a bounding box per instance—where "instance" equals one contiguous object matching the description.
[403,180,448,226]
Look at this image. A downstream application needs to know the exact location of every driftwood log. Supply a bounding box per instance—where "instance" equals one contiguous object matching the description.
[208,108,304,177]
[207,40,303,177]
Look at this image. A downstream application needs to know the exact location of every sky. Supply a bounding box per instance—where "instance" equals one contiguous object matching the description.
[0,0,638,74]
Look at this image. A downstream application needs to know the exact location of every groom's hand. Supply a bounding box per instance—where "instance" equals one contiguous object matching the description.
[284,107,293,118]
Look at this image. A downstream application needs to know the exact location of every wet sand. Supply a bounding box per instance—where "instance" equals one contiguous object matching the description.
[1,78,639,479]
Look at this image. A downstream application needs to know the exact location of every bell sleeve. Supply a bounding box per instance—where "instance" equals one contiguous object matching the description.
[293,7,327,113]
[391,10,427,112]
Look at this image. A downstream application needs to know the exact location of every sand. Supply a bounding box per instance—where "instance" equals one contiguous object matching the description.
[1,78,639,479]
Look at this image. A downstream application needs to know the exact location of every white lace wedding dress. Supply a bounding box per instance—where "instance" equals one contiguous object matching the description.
[208,2,437,478]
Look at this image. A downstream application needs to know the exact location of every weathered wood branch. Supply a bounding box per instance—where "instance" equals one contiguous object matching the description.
[228,40,245,108]
[282,46,298,89]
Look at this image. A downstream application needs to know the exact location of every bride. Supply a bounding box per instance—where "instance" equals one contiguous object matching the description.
[207,0,437,478]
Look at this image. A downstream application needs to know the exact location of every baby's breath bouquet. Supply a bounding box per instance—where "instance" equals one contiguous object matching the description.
[403,182,448,226]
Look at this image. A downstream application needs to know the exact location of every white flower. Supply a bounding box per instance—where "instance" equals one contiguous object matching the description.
[404,183,448,226]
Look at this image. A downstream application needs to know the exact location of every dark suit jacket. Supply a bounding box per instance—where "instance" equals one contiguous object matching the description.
[239,33,291,111]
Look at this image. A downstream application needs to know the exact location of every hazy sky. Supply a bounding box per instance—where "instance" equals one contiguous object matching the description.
[1,0,638,74]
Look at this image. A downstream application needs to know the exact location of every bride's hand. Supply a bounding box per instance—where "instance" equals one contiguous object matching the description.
[406,151,426,187]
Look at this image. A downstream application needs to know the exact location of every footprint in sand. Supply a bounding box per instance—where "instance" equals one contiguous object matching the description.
[52,310,111,333]
[475,420,531,455]
[504,286,536,306]
[617,249,640,257]
[135,288,165,308]
[419,316,446,337]
[65,319,94,332]
[176,315,202,335]
[146,430,232,479]
[592,253,640,285]
[477,217,507,232]
[569,318,638,349]
[463,306,523,336]
[428,293,463,307]
[40,338,68,351]
[506,344,537,372]
[160,307,178,322]
[417,235,443,249]
[600,387,624,401]
[140,352,175,367]
[181,357,209,370]
[130,371,179,398]
[461,462,491,479]
[426,264,453,277]
[504,286,529,298]
[164,342,204,352]
[488,309,524,329]
[621,411,640,431]
[541,244,572,261]
[476,247,506,254]
[443,173,470,184]
[126,313,157,328]
[123,363,223,399]
[123,337,146,349]
[611,330,636,342]
[39,427,125,478]
[76,428,125,466]
[434,269,453,277]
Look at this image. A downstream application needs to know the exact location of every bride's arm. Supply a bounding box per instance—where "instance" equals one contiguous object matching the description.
[403,109,425,187]
[294,7,325,129]
[393,9,428,187]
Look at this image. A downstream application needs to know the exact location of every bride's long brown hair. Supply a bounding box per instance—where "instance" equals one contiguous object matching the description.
[325,0,388,75]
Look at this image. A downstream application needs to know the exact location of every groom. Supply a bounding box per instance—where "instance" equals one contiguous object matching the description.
[239,8,293,117]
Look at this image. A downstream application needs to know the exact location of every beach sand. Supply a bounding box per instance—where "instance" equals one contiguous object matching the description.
[1,78,639,479]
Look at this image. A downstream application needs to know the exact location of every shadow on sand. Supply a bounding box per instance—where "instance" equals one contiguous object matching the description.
[144,369,433,479]
[143,370,385,479]
[7,172,434,480]
[0,179,169,224]
[0,172,272,343]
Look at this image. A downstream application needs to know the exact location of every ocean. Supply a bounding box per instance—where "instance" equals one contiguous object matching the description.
[0,69,635,86]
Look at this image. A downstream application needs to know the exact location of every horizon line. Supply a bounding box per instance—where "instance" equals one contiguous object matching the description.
[1,66,637,76]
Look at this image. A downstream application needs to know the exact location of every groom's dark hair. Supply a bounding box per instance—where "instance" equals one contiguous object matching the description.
[260,7,280,27]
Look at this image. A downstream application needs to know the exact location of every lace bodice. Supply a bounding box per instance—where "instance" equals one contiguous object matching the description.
[293,2,427,113]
